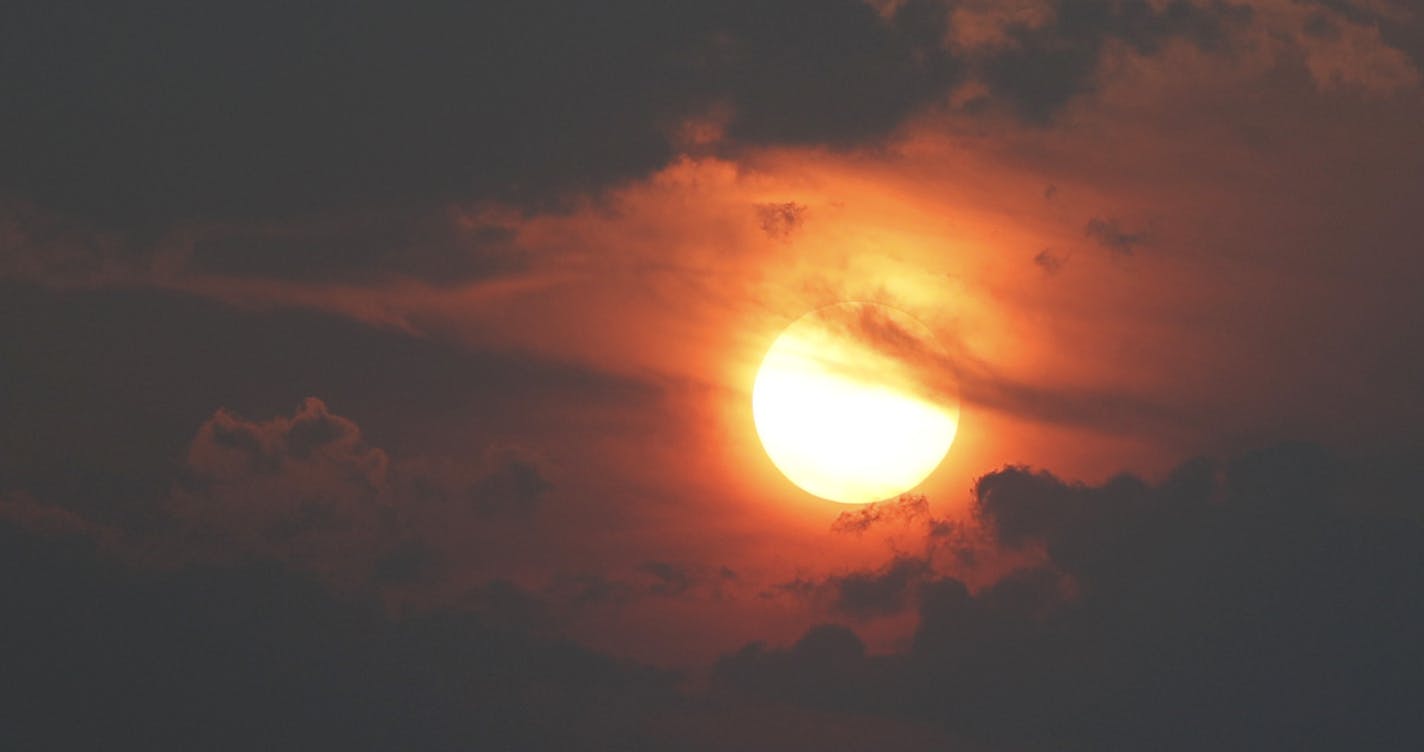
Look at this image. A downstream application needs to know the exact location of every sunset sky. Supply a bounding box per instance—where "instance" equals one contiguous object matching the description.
[4,2,1424,749]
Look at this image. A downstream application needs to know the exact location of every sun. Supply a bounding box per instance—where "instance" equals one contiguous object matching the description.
[752,302,959,504]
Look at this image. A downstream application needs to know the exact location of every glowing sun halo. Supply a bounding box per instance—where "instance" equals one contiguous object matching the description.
[752,302,959,504]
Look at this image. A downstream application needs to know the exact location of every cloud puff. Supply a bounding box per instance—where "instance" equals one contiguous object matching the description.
[185,397,388,490]
[1033,248,1066,274]
[1084,216,1150,256]
[173,398,396,579]
[173,398,556,589]
[754,201,808,241]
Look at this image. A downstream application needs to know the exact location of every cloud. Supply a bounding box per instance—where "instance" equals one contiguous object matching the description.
[0,0,1314,243]
[713,624,885,712]
[1033,248,1066,274]
[0,491,129,561]
[172,398,401,581]
[718,442,1424,749]
[830,493,931,534]
[828,555,932,619]
[825,298,1202,439]
[1290,0,1422,94]
[9,379,1424,752]
[370,538,443,585]
[1084,216,1149,256]
[763,551,947,622]
[0,514,678,751]
[184,209,524,286]
[468,446,554,518]
[639,560,695,597]
[750,295,1207,452]
[171,398,562,590]
[184,397,388,489]
[0,1,961,231]
[971,0,1254,122]
[754,201,807,240]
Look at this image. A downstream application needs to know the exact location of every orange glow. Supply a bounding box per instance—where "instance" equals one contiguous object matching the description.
[752,303,959,504]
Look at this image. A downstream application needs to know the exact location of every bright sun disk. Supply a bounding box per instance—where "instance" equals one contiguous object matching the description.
[752,302,959,504]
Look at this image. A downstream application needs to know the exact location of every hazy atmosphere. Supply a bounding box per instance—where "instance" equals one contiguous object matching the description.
[4,2,1424,749]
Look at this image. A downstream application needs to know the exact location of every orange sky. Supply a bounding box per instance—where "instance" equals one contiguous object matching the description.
[4,3,1424,747]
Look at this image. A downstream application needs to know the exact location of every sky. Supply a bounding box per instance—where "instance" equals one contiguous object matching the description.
[3,1,1424,749]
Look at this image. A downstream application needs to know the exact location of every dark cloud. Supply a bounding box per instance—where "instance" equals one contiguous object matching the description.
[1302,12,1342,42]
[0,517,677,752]
[762,549,943,621]
[0,283,655,530]
[184,397,387,490]
[0,0,960,231]
[1372,9,1424,71]
[830,493,932,535]
[171,398,411,585]
[639,560,694,597]
[1084,216,1150,256]
[710,0,959,145]
[977,0,1251,123]
[0,0,1291,295]
[721,443,1424,750]
[713,624,886,712]
[965,371,1200,438]
[169,399,573,590]
[9,380,1424,752]
[465,578,554,633]
[469,446,554,518]
[0,0,1264,243]
[828,555,931,619]
[822,298,1201,439]
[370,538,443,585]
[1,2,674,226]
